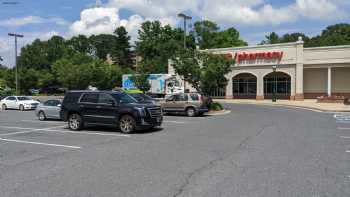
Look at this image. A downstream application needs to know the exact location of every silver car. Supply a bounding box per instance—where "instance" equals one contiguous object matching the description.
[35,99,62,120]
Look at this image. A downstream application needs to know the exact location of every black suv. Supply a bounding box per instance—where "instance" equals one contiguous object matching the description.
[60,91,163,133]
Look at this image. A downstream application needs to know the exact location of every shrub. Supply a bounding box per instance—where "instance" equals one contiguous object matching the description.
[209,102,224,111]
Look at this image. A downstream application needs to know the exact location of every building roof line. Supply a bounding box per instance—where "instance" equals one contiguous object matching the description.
[304,45,350,50]
[201,42,301,52]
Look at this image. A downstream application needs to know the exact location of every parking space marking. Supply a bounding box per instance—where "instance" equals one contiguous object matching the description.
[337,127,350,130]
[0,138,81,149]
[163,121,188,124]
[41,129,131,137]
[0,125,130,137]
[0,125,65,131]
[21,120,64,124]
[340,136,350,139]
[346,150,350,153]
[0,130,34,136]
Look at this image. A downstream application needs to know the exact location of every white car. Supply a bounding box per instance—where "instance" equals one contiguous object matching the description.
[1,96,40,111]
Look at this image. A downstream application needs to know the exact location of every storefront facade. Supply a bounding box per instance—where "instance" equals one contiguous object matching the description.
[179,38,350,100]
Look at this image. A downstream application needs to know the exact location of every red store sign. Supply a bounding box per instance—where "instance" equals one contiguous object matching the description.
[233,51,284,63]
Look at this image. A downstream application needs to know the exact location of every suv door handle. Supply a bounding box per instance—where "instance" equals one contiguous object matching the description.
[96,106,102,109]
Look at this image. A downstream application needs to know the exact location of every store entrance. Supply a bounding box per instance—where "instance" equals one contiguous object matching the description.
[264,72,291,99]
[233,73,257,99]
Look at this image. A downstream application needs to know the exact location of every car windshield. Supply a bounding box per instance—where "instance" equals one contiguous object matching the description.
[131,93,152,101]
[112,93,138,104]
[17,97,31,101]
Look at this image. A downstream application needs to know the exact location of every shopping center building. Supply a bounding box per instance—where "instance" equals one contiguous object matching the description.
[169,38,350,100]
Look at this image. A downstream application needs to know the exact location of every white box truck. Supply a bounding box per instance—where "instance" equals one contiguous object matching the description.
[122,74,184,97]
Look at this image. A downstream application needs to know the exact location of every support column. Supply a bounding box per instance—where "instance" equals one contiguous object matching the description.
[256,75,264,100]
[225,75,233,99]
[295,38,304,100]
[327,67,332,97]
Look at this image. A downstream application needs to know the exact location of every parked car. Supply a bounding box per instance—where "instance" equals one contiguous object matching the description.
[161,93,209,117]
[0,96,40,111]
[60,91,163,133]
[35,99,62,120]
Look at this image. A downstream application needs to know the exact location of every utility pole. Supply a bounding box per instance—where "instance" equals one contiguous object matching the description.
[8,33,24,95]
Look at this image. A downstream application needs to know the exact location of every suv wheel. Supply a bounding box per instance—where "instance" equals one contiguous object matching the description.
[38,111,46,121]
[186,107,196,117]
[2,104,7,110]
[19,104,25,111]
[119,115,135,134]
[68,113,83,131]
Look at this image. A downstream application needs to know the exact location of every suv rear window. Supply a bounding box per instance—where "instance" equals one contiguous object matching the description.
[190,94,199,101]
[80,93,98,103]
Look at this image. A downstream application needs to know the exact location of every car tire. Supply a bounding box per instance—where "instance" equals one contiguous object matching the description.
[68,113,83,131]
[119,115,136,134]
[38,111,46,121]
[186,107,196,117]
[19,104,25,111]
[2,104,7,110]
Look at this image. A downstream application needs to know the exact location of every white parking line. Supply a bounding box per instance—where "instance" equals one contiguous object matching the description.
[0,130,34,136]
[42,129,131,137]
[0,125,130,137]
[0,126,65,132]
[21,120,63,124]
[337,127,350,130]
[0,138,81,149]
[339,136,350,139]
[163,121,188,124]
[346,150,350,153]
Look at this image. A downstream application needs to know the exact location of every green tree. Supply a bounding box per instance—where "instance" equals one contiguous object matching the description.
[53,53,124,90]
[18,39,50,69]
[260,32,280,45]
[136,21,192,73]
[53,54,95,90]
[90,34,117,60]
[67,35,93,55]
[194,20,247,49]
[172,48,233,94]
[307,23,350,47]
[111,26,133,68]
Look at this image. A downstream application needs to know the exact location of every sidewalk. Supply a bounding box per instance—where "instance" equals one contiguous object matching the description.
[214,99,350,112]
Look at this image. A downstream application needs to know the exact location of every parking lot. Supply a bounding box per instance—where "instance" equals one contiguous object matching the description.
[1,105,350,197]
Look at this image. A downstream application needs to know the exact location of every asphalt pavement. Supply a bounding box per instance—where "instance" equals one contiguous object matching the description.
[0,104,349,197]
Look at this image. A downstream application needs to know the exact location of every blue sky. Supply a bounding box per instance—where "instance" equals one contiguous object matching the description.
[0,0,350,66]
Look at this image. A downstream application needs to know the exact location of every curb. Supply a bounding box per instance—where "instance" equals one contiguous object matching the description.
[218,102,350,113]
[207,110,231,116]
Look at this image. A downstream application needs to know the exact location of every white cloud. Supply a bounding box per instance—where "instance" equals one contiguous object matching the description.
[0,16,69,28]
[106,0,346,26]
[0,16,44,28]
[68,0,347,42]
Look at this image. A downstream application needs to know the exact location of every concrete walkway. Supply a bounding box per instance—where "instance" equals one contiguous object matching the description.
[214,99,350,112]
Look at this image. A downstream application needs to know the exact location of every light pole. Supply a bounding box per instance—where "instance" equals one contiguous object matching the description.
[177,13,192,49]
[8,33,24,95]
[272,65,277,102]
[177,13,192,93]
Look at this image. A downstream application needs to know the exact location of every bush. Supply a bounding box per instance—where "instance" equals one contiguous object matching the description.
[209,102,224,111]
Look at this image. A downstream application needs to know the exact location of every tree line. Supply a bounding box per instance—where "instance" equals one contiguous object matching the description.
[0,21,349,95]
